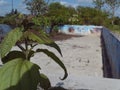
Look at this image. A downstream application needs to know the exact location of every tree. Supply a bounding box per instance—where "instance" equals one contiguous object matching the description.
[46,2,71,33]
[77,6,95,25]
[32,15,51,31]
[2,13,24,28]
[76,6,110,25]
[114,16,120,25]
[24,0,48,15]
[67,6,78,24]
[93,0,105,10]
[105,0,120,25]
[5,9,19,16]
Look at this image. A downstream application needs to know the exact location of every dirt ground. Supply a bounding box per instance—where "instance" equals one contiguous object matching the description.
[50,33,83,41]
[31,33,103,89]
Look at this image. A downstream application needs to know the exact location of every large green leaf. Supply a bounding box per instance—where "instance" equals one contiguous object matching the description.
[0,58,40,90]
[31,30,63,56]
[2,51,26,64]
[0,28,23,58]
[39,73,51,90]
[24,30,53,44]
[36,49,68,80]
[46,42,63,56]
[24,30,62,56]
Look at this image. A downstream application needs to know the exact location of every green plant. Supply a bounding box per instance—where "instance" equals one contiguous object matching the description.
[0,17,68,90]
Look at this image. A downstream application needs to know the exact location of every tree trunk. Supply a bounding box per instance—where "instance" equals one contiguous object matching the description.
[111,7,115,25]
[49,24,54,33]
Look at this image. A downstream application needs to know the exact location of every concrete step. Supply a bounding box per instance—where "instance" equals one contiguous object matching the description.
[49,75,120,90]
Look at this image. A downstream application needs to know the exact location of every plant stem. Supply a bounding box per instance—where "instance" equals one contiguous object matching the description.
[25,39,28,51]
[30,43,38,50]
[17,44,25,51]
[25,38,29,60]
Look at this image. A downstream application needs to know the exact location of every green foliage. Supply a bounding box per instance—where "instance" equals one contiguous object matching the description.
[1,13,25,27]
[0,27,23,58]
[93,0,105,10]
[24,0,47,15]
[53,25,59,32]
[114,17,120,25]
[48,2,75,19]
[2,51,26,64]
[108,25,120,32]
[76,6,110,25]
[39,2,111,27]
[46,2,73,32]
[24,30,53,44]
[0,17,68,90]
[0,58,40,90]
[32,16,51,30]
[104,0,120,25]
[39,73,51,90]
[1,15,16,26]
[46,42,63,56]
[1,1,118,33]
[105,0,120,9]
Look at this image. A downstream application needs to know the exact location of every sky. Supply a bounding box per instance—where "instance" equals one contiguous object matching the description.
[0,0,120,17]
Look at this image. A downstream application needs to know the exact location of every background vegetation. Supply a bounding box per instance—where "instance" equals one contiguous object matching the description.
[0,0,120,32]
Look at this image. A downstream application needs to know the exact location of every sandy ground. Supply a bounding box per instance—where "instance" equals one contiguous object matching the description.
[2,34,120,90]
[33,34,103,77]
[31,34,103,89]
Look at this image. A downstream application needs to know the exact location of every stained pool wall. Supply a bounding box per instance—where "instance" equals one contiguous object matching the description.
[101,27,120,78]
[59,25,102,35]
